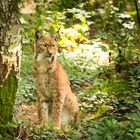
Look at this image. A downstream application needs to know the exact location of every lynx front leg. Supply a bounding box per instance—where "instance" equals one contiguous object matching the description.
[36,89,49,127]
[39,100,49,127]
[52,94,65,130]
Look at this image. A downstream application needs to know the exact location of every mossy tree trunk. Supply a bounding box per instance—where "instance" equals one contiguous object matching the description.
[0,0,21,124]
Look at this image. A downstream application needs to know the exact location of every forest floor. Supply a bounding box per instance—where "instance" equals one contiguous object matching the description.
[11,1,140,139]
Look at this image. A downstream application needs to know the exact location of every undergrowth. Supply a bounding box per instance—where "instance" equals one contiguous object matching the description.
[2,0,139,139]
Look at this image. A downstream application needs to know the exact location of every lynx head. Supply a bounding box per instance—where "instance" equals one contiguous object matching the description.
[34,31,58,63]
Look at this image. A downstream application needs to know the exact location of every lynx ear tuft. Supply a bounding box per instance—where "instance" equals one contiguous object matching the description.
[35,30,43,40]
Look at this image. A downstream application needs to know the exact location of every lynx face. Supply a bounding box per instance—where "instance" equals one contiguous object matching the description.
[35,35,58,63]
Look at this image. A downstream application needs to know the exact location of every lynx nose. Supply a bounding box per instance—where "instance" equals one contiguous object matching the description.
[45,52,52,57]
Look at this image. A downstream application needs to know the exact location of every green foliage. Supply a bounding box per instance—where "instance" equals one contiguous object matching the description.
[94,2,139,72]
[16,45,36,104]
[57,0,77,9]
[13,0,140,139]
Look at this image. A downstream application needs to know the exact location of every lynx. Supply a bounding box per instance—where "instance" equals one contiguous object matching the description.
[32,31,80,130]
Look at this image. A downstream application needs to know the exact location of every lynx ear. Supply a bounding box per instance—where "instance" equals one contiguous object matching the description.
[35,30,43,40]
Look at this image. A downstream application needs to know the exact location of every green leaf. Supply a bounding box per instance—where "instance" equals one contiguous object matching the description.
[135,102,140,110]
[72,132,81,140]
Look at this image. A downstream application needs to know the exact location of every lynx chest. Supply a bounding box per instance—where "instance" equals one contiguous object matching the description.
[33,58,55,98]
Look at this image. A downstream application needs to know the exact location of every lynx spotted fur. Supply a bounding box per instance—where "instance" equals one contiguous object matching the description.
[32,31,80,130]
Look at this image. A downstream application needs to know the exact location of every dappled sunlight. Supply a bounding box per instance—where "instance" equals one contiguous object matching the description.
[59,27,88,49]
[61,41,109,70]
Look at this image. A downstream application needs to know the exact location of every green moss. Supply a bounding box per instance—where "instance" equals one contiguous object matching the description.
[0,70,18,124]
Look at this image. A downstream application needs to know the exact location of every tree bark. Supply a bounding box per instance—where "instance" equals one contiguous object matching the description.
[0,0,21,124]
[134,0,140,27]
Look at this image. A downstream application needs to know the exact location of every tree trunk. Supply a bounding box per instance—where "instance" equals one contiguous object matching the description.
[0,0,21,124]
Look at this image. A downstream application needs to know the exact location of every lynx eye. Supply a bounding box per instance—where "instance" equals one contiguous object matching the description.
[52,44,55,47]
[44,44,48,47]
